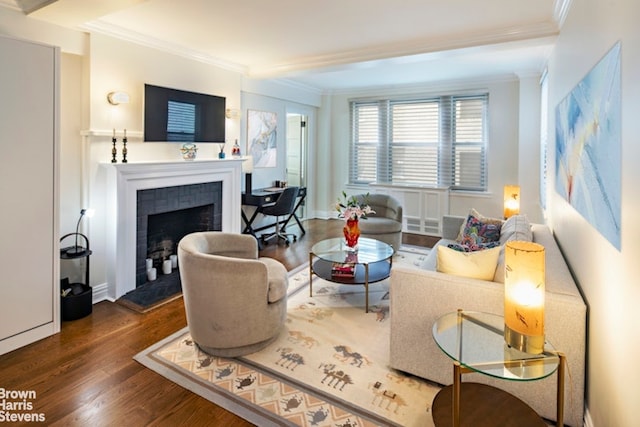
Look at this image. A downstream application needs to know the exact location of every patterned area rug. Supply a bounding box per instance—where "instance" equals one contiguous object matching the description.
[134,248,439,427]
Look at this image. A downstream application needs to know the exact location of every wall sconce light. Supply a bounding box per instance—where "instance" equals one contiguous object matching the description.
[66,208,95,256]
[242,155,254,194]
[107,91,130,105]
[503,185,521,219]
[225,108,240,119]
[504,241,545,354]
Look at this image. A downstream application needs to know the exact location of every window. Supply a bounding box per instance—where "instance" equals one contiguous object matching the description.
[349,94,488,191]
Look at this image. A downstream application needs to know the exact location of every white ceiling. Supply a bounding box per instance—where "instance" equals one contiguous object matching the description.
[5,0,567,92]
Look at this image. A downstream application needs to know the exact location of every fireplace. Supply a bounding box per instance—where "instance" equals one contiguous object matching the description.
[136,182,222,287]
[102,160,243,300]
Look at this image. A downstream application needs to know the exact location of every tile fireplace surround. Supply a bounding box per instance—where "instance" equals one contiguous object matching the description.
[100,160,242,300]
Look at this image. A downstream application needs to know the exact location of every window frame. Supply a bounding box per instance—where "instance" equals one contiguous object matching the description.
[349,92,489,192]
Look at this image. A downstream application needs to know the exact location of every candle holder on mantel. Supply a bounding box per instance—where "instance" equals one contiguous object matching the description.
[111,130,117,163]
[122,129,128,163]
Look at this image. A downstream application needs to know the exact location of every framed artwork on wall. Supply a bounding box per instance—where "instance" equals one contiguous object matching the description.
[247,109,277,168]
[554,41,621,250]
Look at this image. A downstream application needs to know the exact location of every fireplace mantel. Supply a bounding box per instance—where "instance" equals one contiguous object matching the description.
[101,159,242,299]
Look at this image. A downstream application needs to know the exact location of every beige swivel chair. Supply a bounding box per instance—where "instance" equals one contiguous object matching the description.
[354,193,403,251]
[261,186,299,246]
[178,232,288,357]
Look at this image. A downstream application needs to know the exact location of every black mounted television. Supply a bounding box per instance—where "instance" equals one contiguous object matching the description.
[144,84,226,143]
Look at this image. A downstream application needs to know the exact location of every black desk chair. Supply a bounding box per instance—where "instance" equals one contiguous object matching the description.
[260,186,300,246]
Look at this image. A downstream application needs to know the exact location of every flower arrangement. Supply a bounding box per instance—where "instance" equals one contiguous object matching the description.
[335,191,375,221]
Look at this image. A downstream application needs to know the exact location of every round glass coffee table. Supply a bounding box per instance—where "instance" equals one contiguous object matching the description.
[431,310,565,427]
[309,237,394,313]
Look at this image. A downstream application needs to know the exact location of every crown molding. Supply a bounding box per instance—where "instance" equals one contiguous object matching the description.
[0,0,21,12]
[80,20,248,75]
[248,21,560,78]
[80,18,558,82]
[268,78,325,96]
[327,73,523,97]
[14,0,55,14]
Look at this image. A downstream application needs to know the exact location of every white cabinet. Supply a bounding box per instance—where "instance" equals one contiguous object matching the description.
[370,184,449,236]
[0,35,59,354]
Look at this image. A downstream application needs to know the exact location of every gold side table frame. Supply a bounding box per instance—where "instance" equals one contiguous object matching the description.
[434,310,565,427]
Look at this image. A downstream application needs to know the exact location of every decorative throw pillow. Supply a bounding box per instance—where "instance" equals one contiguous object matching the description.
[447,241,501,252]
[456,208,503,246]
[436,245,502,281]
[499,214,533,245]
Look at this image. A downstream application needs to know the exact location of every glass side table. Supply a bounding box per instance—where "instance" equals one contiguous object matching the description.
[309,237,394,312]
[431,310,565,427]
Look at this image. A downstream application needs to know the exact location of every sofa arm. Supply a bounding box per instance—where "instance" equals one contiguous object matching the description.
[442,215,465,240]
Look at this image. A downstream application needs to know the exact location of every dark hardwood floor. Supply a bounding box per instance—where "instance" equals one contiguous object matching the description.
[0,219,432,427]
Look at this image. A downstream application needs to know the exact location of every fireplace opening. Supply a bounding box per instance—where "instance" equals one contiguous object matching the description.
[147,204,214,268]
[134,181,223,289]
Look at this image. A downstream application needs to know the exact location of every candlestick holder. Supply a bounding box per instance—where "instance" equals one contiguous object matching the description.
[111,136,117,163]
[122,130,128,163]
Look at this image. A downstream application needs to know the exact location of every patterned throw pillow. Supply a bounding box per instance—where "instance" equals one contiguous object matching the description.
[456,208,503,247]
[447,241,501,252]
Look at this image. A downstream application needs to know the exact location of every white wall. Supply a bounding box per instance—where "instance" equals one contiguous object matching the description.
[59,52,86,284]
[546,1,640,426]
[322,78,542,222]
[518,75,543,223]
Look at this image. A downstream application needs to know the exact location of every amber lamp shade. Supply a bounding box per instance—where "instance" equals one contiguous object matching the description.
[503,185,521,219]
[504,241,545,354]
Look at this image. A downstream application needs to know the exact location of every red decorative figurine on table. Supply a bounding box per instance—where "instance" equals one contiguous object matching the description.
[343,218,361,249]
[335,191,374,252]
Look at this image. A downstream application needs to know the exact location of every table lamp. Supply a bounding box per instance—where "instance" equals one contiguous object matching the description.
[504,241,545,354]
[503,185,520,219]
[243,156,254,194]
[66,208,95,256]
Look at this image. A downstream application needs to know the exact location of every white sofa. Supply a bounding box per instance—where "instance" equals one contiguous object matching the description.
[389,215,587,427]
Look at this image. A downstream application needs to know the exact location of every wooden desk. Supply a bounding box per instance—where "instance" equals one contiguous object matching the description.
[241,187,306,246]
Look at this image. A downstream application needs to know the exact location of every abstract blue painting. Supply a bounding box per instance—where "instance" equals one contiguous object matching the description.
[555,42,621,250]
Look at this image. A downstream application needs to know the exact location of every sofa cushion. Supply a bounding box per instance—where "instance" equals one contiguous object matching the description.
[457,208,503,246]
[436,245,501,281]
[359,216,402,233]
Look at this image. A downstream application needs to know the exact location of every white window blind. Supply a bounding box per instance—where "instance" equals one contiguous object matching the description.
[349,94,488,191]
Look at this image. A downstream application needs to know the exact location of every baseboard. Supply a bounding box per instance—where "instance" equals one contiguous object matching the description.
[91,282,113,303]
[0,322,58,356]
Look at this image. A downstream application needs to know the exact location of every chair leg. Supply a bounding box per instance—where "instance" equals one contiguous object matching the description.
[261,216,297,245]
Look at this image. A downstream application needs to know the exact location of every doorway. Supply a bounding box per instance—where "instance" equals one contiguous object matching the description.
[286,113,307,219]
